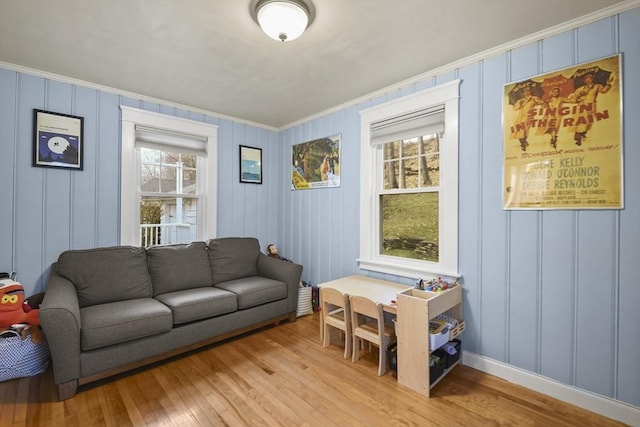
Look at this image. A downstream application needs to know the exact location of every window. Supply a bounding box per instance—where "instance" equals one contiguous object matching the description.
[359,80,460,279]
[120,107,218,247]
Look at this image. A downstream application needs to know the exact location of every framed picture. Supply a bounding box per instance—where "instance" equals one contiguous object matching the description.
[33,109,84,170]
[239,145,262,184]
[502,54,622,209]
[291,133,341,190]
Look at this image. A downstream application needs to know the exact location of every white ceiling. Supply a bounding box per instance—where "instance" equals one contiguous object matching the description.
[0,0,629,128]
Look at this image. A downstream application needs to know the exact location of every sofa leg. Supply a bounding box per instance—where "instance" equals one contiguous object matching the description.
[288,312,297,323]
[58,380,78,401]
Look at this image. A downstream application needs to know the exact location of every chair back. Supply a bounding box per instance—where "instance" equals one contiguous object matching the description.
[320,287,352,358]
[350,295,383,322]
[321,287,350,325]
[321,287,347,311]
[350,295,393,375]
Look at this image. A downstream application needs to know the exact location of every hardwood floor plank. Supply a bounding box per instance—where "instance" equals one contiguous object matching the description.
[0,313,627,426]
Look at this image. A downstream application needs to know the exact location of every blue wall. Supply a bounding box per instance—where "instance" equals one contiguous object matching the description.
[0,7,638,410]
[0,73,283,297]
[283,9,640,408]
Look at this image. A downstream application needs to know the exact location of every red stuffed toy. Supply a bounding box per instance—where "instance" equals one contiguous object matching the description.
[0,282,42,329]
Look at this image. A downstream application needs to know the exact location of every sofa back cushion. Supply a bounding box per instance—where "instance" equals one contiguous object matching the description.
[57,246,152,308]
[147,241,213,296]
[208,237,260,285]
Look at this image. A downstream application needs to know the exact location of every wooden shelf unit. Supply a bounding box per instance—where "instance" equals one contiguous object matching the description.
[396,286,464,397]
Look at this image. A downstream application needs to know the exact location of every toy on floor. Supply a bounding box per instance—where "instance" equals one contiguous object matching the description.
[0,280,44,338]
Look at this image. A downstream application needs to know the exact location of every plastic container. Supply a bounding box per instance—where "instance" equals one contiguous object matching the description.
[442,339,461,368]
[429,328,450,351]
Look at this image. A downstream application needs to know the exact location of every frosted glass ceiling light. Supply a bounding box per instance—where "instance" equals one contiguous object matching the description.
[252,0,315,42]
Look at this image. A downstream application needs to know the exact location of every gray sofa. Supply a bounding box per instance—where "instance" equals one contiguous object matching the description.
[40,237,303,400]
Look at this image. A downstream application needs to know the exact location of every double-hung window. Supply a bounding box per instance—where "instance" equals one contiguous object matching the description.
[120,107,217,247]
[359,80,460,279]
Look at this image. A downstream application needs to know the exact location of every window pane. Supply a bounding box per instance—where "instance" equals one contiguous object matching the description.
[423,134,439,154]
[383,160,399,190]
[402,139,419,157]
[140,196,198,246]
[140,164,160,192]
[382,133,440,191]
[402,157,419,189]
[383,141,400,161]
[424,153,439,187]
[380,192,439,262]
[183,168,197,195]
[140,148,198,195]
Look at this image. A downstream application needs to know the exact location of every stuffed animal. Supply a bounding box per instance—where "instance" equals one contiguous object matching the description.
[266,244,292,262]
[267,244,283,259]
[0,281,42,329]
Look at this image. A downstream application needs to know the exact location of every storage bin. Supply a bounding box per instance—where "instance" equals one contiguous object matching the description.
[0,330,50,382]
[429,352,444,384]
[296,285,313,317]
[441,339,461,369]
[430,329,449,351]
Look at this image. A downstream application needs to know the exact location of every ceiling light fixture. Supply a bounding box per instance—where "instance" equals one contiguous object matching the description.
[251,0,315,42]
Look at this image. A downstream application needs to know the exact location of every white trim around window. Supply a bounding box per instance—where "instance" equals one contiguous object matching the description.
[358,80,461,279]
[120,106,218,246]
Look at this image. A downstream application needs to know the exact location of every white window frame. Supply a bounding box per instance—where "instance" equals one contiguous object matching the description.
[359,80,460,279]
[120,106,218,246]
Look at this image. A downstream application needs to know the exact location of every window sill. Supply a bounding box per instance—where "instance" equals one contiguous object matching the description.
[357,257,461,282]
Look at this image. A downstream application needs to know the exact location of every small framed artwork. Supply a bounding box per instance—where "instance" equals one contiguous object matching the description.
[33,109,84,170]
[239,145,262,184]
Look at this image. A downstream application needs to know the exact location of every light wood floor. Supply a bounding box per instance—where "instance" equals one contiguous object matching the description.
[0,313,625,426]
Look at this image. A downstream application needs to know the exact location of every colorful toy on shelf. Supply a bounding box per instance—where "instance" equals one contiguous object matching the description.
[415,276,460,292]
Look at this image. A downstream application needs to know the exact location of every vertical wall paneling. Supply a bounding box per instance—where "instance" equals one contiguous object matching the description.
[216,118,234,237]
[573,16,618,399]
[299,123,313,281]
[506,42,543,373]
[243,124,259,239]
[0,69,17,271]
[479,54,509,361]
[15,74,45,293]
[617,7,640,407]
[458,62,483,353]
[72,86,98,249]
[231,122,246,236]
[328,110,342,279]
[313,117,327,284]
[95,92,120,248]
[340,104,362,278]
[539,30,578,386]
[43,80,73,276]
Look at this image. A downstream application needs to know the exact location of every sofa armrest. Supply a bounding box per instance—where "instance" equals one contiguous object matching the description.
[257,253,303,314]
[40,263,82,386]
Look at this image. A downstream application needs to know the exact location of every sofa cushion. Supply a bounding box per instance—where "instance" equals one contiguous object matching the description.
[147,241,213,296]
[215,276,287,309]
[80,298,172,351]
[208,238,260,285]
[155,287,237,325]
[57,246,152,308]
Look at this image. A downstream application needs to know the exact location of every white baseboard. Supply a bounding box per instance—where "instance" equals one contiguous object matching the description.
[463,352,640,427]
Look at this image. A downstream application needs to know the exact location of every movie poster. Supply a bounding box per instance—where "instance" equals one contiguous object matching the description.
[291,133,341,190]
[503,54,622,209]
